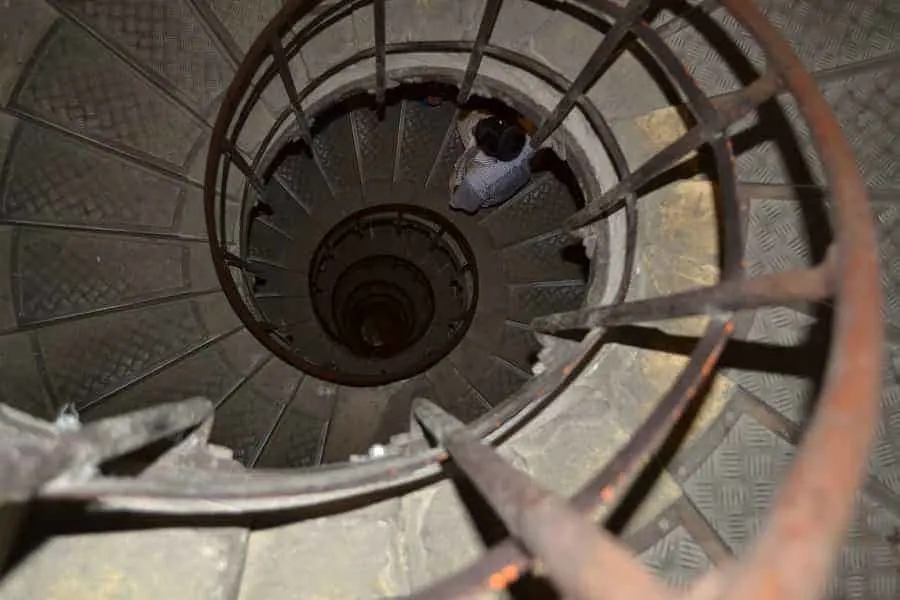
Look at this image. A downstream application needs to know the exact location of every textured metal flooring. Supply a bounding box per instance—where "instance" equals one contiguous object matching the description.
[0,0,898,598]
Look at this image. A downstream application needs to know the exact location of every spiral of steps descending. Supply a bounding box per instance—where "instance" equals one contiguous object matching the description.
[231,91,590,465]
[0,0,898,599]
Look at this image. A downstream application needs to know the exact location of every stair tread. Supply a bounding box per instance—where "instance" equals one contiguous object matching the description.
[424,359,492,423]
[493,321,541,374]
[312,113,365,209]
[83,329,265,420]
[15,23,205,164]
[448,336,528,406]
[395,100,457,187]
[321,381,407,461]
[507,280,586,323]
[479,173,579,248]
[501,229,588,283]
[352,104,402,188]
[35,294,233,412]
[210,357,303,466]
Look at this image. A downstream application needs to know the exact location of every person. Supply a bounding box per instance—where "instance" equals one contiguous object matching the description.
[450,115,535,215]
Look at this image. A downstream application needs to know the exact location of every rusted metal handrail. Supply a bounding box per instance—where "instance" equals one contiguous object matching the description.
[414,399,674,600]
[0,1,878,599]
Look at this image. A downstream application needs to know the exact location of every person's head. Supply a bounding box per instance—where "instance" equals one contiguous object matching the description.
[474,117,527,162]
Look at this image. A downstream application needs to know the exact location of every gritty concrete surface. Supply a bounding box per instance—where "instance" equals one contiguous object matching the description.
[239,499,409,599]
[0,528,249,600]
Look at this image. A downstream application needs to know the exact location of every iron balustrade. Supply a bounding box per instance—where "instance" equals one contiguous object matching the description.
[0,2,879,600]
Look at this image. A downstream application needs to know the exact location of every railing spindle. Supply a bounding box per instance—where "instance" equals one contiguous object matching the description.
[413,399,672,600]
[564,71,782,232]
[270,34,314,146]
[374,0,387,104]
[457,0,504,104]
[531,0,652,147]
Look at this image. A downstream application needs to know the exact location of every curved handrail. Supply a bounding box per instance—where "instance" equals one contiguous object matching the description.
[203,0,721,450]
[69,0,882,597]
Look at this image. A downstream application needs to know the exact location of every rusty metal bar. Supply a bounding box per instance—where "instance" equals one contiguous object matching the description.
[269,34,314,147]
[374,0,387,104]
[75,398,213,464]
[407,319,733,599]
[225,143,267,196]
[531,0,652,147]
[531,252,834,333]
[413,399,672,600]
[457,0,504,104]
[695,2,884,600]
[565,70,782,232]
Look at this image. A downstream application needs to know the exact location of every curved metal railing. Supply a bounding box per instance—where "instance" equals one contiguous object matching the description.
[7,1,879,598]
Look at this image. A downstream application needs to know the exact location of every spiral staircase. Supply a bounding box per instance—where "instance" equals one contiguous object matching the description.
[0,0,898,598]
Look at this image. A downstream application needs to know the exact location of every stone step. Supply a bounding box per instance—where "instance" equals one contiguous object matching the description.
[31,293,236,413]
[254,375,334,468]
[246,261,309,299]
[425,358,493,423]
[273,151,334,219]
[247,218,295,266]
[210,355,305,466]
[479,173,578,248]
[12,229,218,324]
[13,22,206,168]
[506,280,586,323]
[262,175,322,255]
[448,336,529,406]
[394,99,458,188]
[0,122,207,238]
[351,103,402,192]
[254,294,315,332]
[52,0,233,118]
[82,328,267,421]
[312,112,366,209]
[500,229,587,284]
[320,380,408,461]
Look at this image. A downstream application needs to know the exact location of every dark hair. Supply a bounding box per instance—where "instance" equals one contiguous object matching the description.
[474,117,527,162]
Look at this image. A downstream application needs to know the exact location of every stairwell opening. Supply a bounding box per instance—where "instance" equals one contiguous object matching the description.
[237,84,595,463]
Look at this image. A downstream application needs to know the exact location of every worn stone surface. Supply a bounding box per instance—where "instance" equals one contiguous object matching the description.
[239,500,408,599]
[401,479,491,591]
[0,528,248,600]
[385,0,485,43]
[529,9,604,81]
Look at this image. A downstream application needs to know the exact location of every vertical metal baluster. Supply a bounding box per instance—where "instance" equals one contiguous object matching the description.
[270,34,314,147]
[531,0,652,147]
[374,0,387,105]
[413,399,671,600]
[457,0,504,105]
[225,142,267,196]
